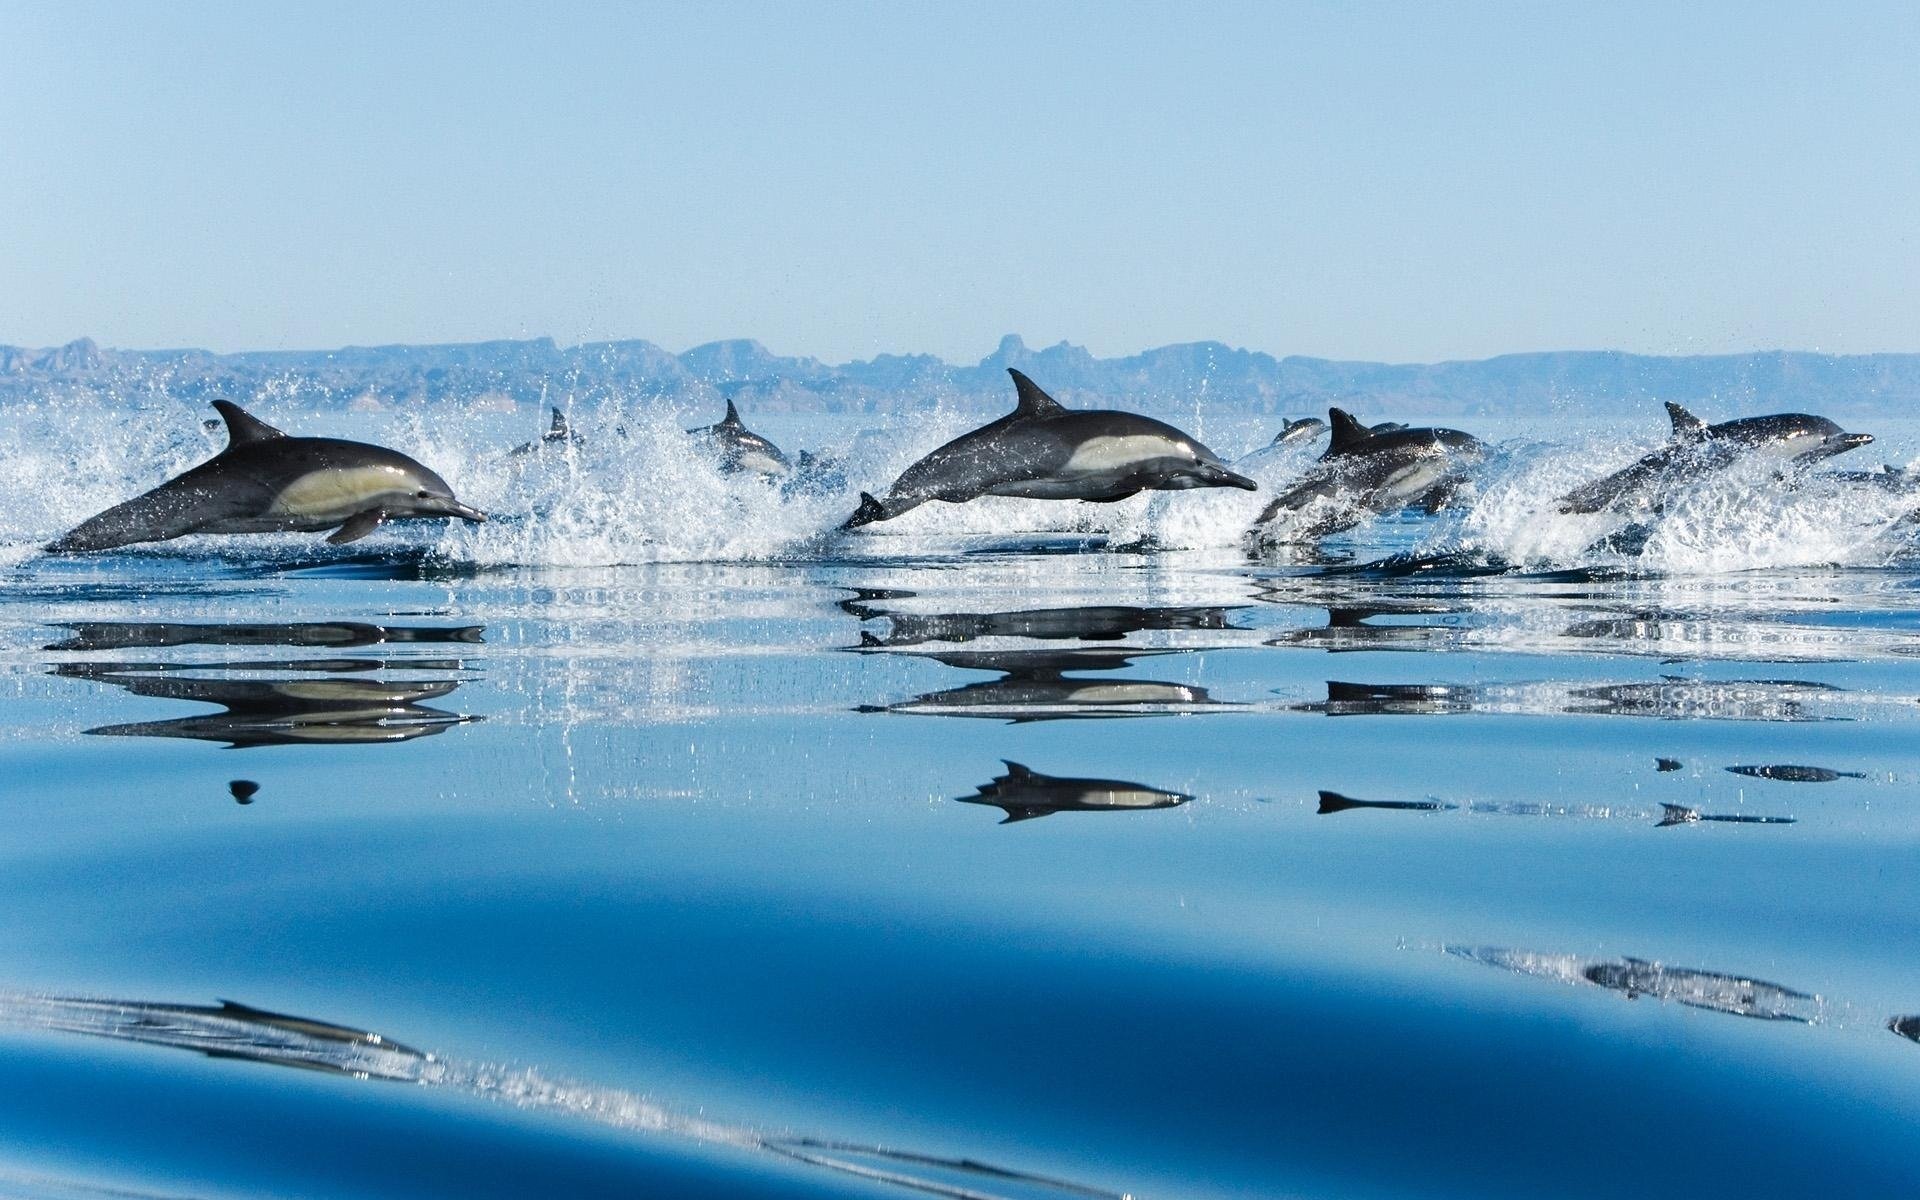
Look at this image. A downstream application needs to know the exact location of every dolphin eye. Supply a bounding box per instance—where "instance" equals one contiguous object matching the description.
[415,490,431,499]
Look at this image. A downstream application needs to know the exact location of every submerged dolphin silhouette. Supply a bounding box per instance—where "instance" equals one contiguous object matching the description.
[843,369,1255,528]
[47,402,484,552]
[688,399,792,477]
[1249,408,1486,544]
[1558,402,1873,515]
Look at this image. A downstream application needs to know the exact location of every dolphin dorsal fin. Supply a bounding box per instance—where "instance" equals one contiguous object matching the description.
[1326,408,1372,455]
[722,399,743,426]
[1666,402,1708,442]
[1006,370,1066,419]
[211,400,286,447]
[548,407,570,438]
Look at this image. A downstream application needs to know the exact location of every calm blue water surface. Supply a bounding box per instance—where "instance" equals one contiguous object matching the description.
[1,403,1919,1198]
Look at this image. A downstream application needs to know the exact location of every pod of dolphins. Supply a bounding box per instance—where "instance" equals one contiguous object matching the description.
[43,366,1893,554]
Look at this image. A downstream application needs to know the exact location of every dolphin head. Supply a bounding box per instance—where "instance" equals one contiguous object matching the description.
[1162,460,1258,491]
[385,463,486,524]
[1717,413,1873,462]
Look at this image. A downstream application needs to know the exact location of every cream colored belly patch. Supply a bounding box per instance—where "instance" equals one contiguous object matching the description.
[268,467,407,521]
[1061,435,1185,473]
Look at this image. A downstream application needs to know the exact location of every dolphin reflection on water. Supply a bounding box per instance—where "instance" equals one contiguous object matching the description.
[841,591,1244,650]
[1297,676,1851,722]
[958,761,1193,823]
[54,662,478,748]
[1447,947,1823,1023]
[857,647,1236,723]
[45,620,485,653]
[0,989,1128,1200]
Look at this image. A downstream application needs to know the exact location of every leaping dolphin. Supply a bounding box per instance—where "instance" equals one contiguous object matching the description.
[843,369,1256,528]
[46,402,484,553]
[507,407,582,457]
[1249,409,1486,544]
[1558,402,1873,515]
[688,398,792,477]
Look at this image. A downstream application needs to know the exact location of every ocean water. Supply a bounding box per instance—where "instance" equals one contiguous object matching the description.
[1,397,1919,1198]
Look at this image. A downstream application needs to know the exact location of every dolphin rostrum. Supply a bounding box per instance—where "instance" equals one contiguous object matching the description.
[46,401,484,553]
[958,760,1193,823]
[843,369,1256,528]
[688,398,792,477]
[1249,408,1486,543]
[1557,402,1874,515]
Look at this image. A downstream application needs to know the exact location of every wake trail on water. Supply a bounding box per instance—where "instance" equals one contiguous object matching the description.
[0,989,1128,1200]
[2,397,1917,574]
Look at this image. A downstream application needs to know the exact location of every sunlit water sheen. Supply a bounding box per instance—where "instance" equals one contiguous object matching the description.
[2,399,1920,1198]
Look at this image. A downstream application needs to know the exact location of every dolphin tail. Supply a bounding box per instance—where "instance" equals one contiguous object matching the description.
[1656,803,1699,827]
[841,492,890,529]
[1317,791,1365,815]
[45,477,237,554]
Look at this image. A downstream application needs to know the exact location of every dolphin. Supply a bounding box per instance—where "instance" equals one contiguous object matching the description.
[1249,408,1486,544]
[1557,402,1873,515]
[1271,416,1330,446]
[46,401,484,553]
[843,369,1255,528]
[507,407,582,457]
[688,399,791,477]
[957,760,1192,823]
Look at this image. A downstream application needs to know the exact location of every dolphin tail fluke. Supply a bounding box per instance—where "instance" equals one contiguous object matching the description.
[999,760,1040,781]
[1656,803,1699,827]
[841,492,890,529]
[997,807,1052,824]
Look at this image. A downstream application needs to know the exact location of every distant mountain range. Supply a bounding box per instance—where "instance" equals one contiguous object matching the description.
[3,333,1916,418]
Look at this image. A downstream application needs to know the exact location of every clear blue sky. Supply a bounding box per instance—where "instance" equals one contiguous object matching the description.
[4,2,1917,363]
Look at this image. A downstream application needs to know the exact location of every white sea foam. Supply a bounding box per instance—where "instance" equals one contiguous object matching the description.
[2,397,1915,573]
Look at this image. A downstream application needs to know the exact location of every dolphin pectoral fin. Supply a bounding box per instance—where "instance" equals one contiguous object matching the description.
[326,510,387,545]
